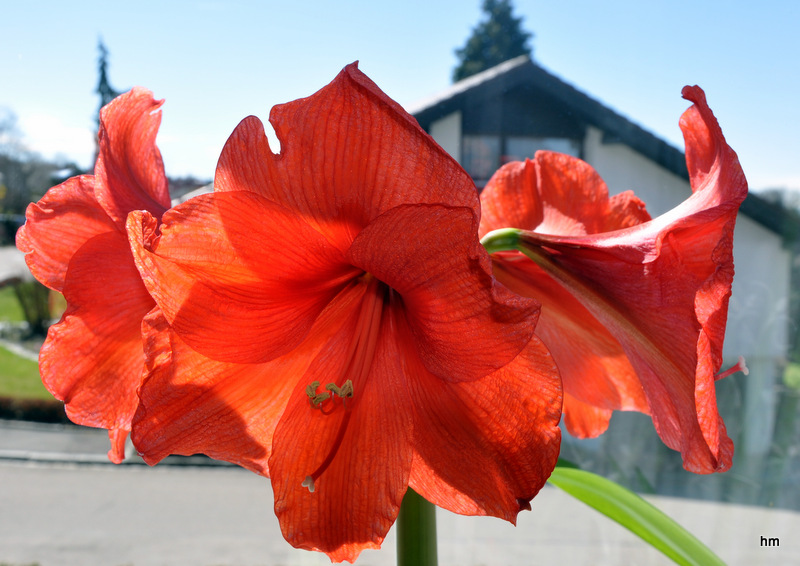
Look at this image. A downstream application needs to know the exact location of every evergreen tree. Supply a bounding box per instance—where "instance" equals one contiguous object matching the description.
[453,0,533,82]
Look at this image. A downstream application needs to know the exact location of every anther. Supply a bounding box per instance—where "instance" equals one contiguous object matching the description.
[326,380,354,408]
[306,379,354,409]
[305,381,331,408]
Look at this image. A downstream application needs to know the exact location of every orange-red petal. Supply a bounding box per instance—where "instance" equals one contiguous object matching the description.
[214,63,478,244]
[16,175,116,292]
[16,87,172,463]
[127,191,361,364]
[131,308,270,473]
[131,285,363,474]
[93,87,170,225]
[479,156,651,239]
[39,231,154,463]
[491,256,647,437]
[407,330,562,521]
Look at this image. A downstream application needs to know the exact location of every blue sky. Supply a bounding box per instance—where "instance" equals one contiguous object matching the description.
[2,0,798,192]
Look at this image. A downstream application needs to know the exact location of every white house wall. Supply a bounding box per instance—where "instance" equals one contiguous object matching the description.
[582,126,691,216]
[428,111,461,164]
[726,217,791,363]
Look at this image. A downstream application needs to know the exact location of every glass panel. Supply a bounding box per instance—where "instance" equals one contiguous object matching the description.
[462,135,500,182]
[505,136,581,162]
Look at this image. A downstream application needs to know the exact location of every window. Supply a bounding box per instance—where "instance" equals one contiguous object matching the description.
[461,135,500,183]
[505,136,581,162]
[462,135,581,184]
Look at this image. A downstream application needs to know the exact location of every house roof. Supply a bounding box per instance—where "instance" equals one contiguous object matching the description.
[408,56,787,238]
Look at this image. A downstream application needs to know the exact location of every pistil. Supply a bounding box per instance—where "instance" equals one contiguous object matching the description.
[714,355,748,381]
[302,274,385,492]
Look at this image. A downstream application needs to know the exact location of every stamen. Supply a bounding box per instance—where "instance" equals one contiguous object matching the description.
[326,379,354,408]
[715,355,749,381]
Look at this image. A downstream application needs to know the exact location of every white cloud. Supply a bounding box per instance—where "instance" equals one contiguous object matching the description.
[17,112,95,167]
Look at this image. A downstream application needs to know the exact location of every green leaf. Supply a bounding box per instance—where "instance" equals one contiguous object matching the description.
[547,467,725,566]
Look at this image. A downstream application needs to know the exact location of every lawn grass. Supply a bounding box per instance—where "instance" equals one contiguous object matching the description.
[0,344,51,400]
[0,286,25,323]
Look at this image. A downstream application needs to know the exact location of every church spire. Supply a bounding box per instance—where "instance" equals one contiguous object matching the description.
[96,39,120,118]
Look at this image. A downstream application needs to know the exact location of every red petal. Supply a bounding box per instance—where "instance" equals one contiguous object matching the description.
[269,288,413,562]
[491,257,647,438]
[127,191,360,363]
[132,309,276,473]
[132,287,362,474]
[107,428,129,464]
[348,204,540,382]
[562,394,613,438]
[407,331,561,521]
[16,175,116,291]
[214,63,478,242]
[93,87,170,225]
[39,231,153,459]
[479,155,651,239]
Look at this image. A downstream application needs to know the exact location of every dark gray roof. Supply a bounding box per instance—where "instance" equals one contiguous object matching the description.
[409,56,787,238]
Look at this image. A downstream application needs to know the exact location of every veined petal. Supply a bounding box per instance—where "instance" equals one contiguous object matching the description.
[347,204,540,382]
[132,285,362,474]
[16,175,117,292]
[94,87,170,225]
[40,230,154,463]
[491,256,647,438]
[214,63,478,244]
[479,155,651,239]
[127,191,360,364]
[520,227,737,472]
[132,308,270,473]
[407,330,562,521]
[269,287,413,563]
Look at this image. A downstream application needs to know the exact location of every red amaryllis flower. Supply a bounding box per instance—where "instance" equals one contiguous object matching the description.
[16,88,170,463]
[126,63,562,562]
[479,86,748,474]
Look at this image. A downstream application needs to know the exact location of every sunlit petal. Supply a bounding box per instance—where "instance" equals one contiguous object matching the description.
[94,87,170,224]
[16,175,116,291]
[40,231,153,462]
[408,330,561,521]
[127,191,360,364]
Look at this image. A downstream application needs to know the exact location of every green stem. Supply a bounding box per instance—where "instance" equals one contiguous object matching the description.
[397,487,438,566]
[480,227,522,254]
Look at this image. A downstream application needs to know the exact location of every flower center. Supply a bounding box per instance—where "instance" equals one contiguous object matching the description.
[302,274,386,493]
